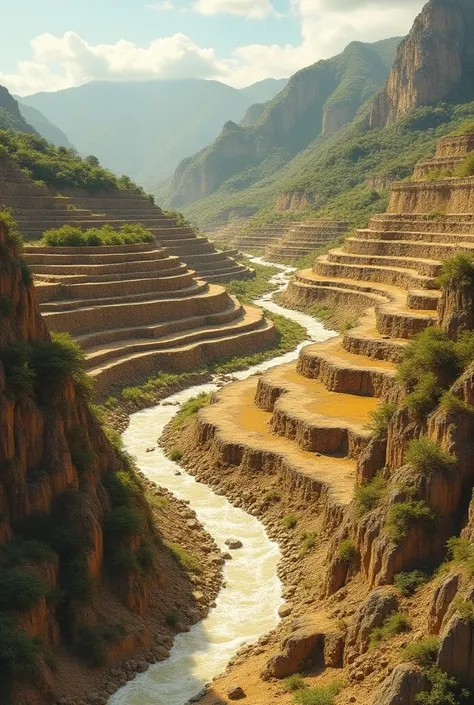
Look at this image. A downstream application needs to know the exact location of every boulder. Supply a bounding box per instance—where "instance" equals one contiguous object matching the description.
[228,686,246,700]
[371,665,429,705]
[225,539,243,550]
[438,614,474,687]
[345,589,399,663]
[427,574,459,634]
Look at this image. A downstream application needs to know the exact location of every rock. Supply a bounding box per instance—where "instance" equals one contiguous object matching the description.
[222,552,232,560]
[87,695,100,704]
[345,589,399,663]
[209,553,225,565]
[371,664,429,705]
[228,686,246,700]
[225,539,243,550]
[262,618,326,679]
[187,519,199,529]
[193,591,206,604]
[136,660,149,673]
[427,574,460,634]
[438,613,474,687]
[106,683,118,695]
[278,603,293,618]
[146,446,155,453]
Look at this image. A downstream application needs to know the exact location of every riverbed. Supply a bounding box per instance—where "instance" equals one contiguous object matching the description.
[110,258,336,705]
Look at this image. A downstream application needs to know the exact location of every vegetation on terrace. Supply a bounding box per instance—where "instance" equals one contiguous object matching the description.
[41,223,155,247]
[0,128,152,196]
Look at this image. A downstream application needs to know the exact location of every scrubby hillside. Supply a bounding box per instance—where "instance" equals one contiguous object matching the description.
[0,85,37,135]
[165,37,400,211]
[21,78,287,190]
[176,0,474,232]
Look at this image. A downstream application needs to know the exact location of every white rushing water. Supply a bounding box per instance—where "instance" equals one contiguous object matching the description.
[110,257,336,705]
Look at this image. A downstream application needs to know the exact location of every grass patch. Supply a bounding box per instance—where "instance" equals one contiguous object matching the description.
[169,448,183,462]
[394,570,429,597]
[281,515,298,529]
[166,542,202,574]
[386,500,435,544]
[369,612,410,648]
[299,532,317,557]
[446,537,474,576]
[42,223,154,248]
[402,637,440,669]
[452,597,474,623]
[354,473,388,516]
[171,392,213,429]
[264,489,280,503]
[284,674,307,693]
[121,370,208,407]
[404,437,457,475]
[225,259,279,303]
[293,679,343,705]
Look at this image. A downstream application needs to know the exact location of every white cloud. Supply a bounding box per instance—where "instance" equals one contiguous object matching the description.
[2,0,427,96]
[146,1,174,11]
[0,31,229,95]
[193,0,273,19]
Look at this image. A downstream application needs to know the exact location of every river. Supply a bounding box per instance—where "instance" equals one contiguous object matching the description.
[110,258,336,705]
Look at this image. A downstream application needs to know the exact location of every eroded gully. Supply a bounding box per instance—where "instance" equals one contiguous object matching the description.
[110,257,337,705]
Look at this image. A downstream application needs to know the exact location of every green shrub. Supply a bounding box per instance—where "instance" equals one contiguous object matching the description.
[293,679,343,705]
[394,570,429,597]
[445,537,474,575]
[386,500,435,543]
[18,257,32,285]
[416,665,472,705]
[299,532,317,556]
[74,626,106,667]
[68,426,97,473]
[366,403,397,437]
[284,674,307,692]
[169,448,183,462]
[402,637,440,668]
[42,223,154,248]
[172,392,213,429]
[165,609,180,627]
[338,539,358,564]
[354,473,388,516]
[0,616,40,678]
[264,489,280,503]
[281,515,298,529]
[136,541,154,574]
[0,538,55,568]
[369,612,410,648]
[457,152,474,179]
[106,546,139,574]
[440,392,474,416]
[103,506,144,539]
[405,437,457,475]
[437,254,474,290]
[61,556,94,602]
[103,467,143,509]
[167,542,202,574]
[0,344,35,397]
[452,597,474,623]
[0,570,47,610]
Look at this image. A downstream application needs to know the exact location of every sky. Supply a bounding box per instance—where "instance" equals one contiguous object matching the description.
[0,0,427,96]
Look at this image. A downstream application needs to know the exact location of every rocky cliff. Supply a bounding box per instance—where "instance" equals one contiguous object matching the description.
[369,0,474,128]
[168,38,400,209]
[0,84,37,134]
[0,215,214,705]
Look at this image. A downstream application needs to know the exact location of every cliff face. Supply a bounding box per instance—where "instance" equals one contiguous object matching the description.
[0,218,184,704]
[168,38,400,209]
[370,0,474,128]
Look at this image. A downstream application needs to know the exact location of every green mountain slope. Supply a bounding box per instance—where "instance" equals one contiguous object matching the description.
[0,85,37,134]
[21,78,287,189]
[165,38,401,212]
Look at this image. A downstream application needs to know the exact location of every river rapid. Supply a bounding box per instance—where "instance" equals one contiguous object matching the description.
[110,258,336,705]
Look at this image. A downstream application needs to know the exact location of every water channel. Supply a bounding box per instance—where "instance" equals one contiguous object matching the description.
[110,259,336,705]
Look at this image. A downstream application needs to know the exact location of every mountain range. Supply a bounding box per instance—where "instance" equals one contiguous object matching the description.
[20,78,287,189]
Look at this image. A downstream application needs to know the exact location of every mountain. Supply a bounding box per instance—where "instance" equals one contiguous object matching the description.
[0,84,37,134]
[16,100,74,148]
[164,38,401,211]
[21,78,287,189]
[174,0,474,231]
[370,0,474,127]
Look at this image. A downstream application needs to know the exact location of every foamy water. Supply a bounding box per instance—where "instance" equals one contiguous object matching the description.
[110,257,336,705]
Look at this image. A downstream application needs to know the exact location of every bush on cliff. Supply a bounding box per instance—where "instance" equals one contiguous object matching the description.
[437,254,474,290]
[366,402,397,437]
[0,616,40,679]
[354,473,388,516]
[405,437,457,476]
[398,327,474,416]
[386,500,435,543]
[42,223,155,247]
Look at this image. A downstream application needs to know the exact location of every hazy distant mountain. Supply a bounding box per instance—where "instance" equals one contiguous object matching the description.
[16,100,74,148]
[22,78,287,190]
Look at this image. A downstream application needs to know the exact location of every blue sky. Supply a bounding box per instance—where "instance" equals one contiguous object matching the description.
[0,0,426,95]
